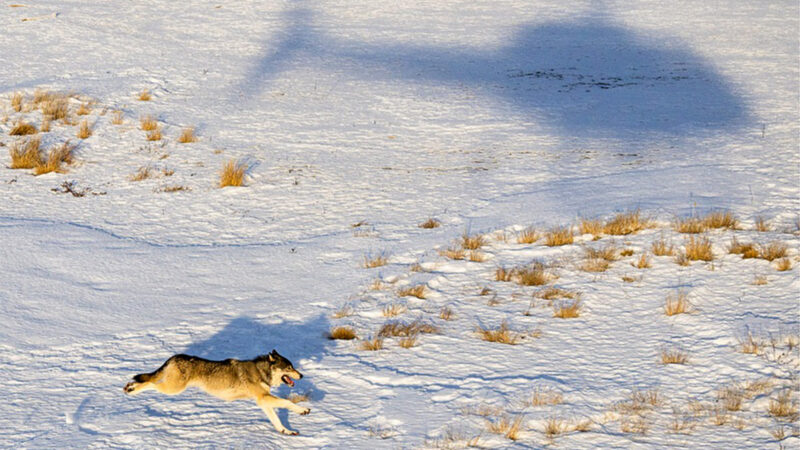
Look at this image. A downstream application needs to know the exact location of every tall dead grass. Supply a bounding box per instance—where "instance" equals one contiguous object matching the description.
[545,226,574,246]
[604,210,650,235]
[684,235,713,261]
[10,121,37,135]
[34,141,74,175]
[178,127,197,143]
[219,159,246,187]
[476,320,520,344]
[664,290,692,316]
[8,136,41,169]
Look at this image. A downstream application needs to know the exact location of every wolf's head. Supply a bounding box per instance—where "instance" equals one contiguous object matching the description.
[261,349,303,387]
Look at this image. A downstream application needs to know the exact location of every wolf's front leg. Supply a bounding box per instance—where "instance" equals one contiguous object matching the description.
[257,396,298,435]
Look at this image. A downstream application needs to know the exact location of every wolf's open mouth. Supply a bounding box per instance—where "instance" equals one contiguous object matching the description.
[281,375,295,387]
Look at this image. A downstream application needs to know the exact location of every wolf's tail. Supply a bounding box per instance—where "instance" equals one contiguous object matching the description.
[133,356,177,383]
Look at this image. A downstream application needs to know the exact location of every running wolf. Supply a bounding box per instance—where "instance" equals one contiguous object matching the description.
[124,350,310,435]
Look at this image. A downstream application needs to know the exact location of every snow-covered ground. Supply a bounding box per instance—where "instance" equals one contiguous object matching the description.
[1,0,797,448]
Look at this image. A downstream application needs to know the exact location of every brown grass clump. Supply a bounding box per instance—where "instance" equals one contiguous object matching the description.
[738,332,763,354]
[529,388,563,407]
[75,103,90,116]
[674,216,707,234]
[382,303,406,317]
[439,246,465,260]
[379,319,439,338]
[398,336,417,348]
[752,275,768,285]
[359,336,384,351]
[703,211,738,229]
[419,218,440,229]
[219,159,247,187]
[620,248,635,257]
[9,121,37,136]
[754,216,770,232]
[684,235,713,261]
[604,210,649,235]
[545,226,574,246]
[140,115,158,131]
[111,110,124,125]
[634,253,651,269]
[146,127,162,141]
[553,299,582,318]
[581,258,610,272]
[516,227,539,244]
[40,116,51,132]
[138,89,152,101]
[758,241,787,261]
[516,262,553,286]
[439,306,454,321]
[8,136,41,169]
[362,253,389,268]
[461,232,486,250]
[660,348,689,364]
[775,258,792,271]
[717,387,743,412]
[40,98,69,121]
[331,305,353,319]
[487,415,524,440]
[768,390,798,421]
[585,244,619,261]
[620,416,649,435]
[130,166,154,181]
[728,238,758,258]
[495,266,513,282]
[178,127,197,143]
[579,217,604,236]
[328,326,357,340]
[652,237,675,256]
[34,142,74,175]
[536,287,580,300]
[664,290,692,316]
[543,417,565,438]
[476,320,520,344]
[675,251,690,266]
[11,92,23,112]
[397,285,425,299]
[468,251,486,262]
[76,119,91,139]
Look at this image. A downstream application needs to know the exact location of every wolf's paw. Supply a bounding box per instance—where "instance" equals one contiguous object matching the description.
[299,408,310,415]
[123,382,137,395]
[280,429,299,436]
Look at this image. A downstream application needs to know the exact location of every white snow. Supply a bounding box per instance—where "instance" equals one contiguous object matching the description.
[1,0,798,448]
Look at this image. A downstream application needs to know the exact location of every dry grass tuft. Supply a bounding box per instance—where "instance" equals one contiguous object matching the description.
[675,251,690,266]
[8,136,41,169]
[111,110,124,125]
[768,390,798,421]
[758,241,787,261]
[620,248,635,257]
[140,115,158,131]
[328,326,357,340]
[419,218,440,229]
[439,306,454,321]
[661,348,689,364]
[146,127,162,141]
[439,246,465,260]
[382,303,406,317]
[581,258,610,273]
[41,98,70,121]
[634,253,651,269]
[738,332,763,355]
[34,141,74,175]
[516,262,553,286]
[476,320,520,345]
[397,284,426,299]
[729,238,758,258]
[331,304,353,319]
[615,389,662,417]
[495,266,513,282]
[664,290,692,316]
[11,92,23,112]
[76,120,91,139]
[585,244,619,261]
[652,237,675,256]
[620,416,649,434]
[717,386,743,412]
[752,275,768,285]
[178,127,197,143]
[219,159,247,187]
[529,388,563,407]
[75,103,90,116]
[487,415,524,440]
[579,217,604,236]
[543,417,565,438]
[10,121,37,136]
[684,235,714,261]
[536,287,580,300]
[604,210,649,235]
[545,226,574,246]
[468,251,486,262]
[379,319,439,338]
[130,166,155,181]
[775,258,792,271]
[553,299,582,318]
[362,253,389,268]
[703,211,738,229]
[754,216,770,232]
[461,232,486,250]
[516,227,539,244]
[674,216,707,234]
[359,336,384,351]
[398,336,417,348]
[138,89,152,101]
